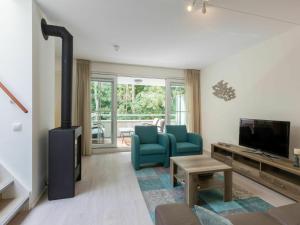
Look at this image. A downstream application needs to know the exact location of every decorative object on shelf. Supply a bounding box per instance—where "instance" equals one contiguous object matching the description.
[294,148,300,168]
[185,0,208,14]
[212,80,236,102]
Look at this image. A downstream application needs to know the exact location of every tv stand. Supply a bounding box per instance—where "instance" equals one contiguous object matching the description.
[212,143,300,202]
[242,150,280,159]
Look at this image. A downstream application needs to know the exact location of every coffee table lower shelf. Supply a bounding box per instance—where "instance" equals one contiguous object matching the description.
[170,155,233,208]
[174,173,224,191]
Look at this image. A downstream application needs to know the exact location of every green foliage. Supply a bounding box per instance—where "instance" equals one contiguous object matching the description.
[91,81,112,113]
[116,84,166,119]
[133,85,165,114]
[117,84,133,114]
[91,81,184,121]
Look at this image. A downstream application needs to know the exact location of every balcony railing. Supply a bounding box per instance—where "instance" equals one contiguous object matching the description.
[91,111,187,147]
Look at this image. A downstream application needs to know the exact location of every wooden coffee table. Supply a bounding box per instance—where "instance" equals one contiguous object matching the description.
[170,155,233,207]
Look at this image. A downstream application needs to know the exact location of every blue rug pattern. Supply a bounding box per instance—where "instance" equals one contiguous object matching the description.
[135,167,273,222]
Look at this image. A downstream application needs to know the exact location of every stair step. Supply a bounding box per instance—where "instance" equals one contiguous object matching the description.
[0,177,14,194]
[0,196,29,225]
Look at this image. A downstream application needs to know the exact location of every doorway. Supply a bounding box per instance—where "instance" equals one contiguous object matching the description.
[90,75,186,152]
[91,77,117,148]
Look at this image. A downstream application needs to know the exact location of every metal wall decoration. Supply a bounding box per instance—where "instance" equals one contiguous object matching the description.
[212,80,236,102]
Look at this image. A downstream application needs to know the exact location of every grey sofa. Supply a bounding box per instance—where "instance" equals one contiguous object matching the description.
[155,203,300,225]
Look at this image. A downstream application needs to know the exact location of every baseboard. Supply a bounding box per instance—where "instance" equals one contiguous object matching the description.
[203,149,210,156]
[93,147,130,154]
[29,186,46,209]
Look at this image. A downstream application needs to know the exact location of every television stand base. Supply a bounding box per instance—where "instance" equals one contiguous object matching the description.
[212,143,300,202]
[241,149,280,159]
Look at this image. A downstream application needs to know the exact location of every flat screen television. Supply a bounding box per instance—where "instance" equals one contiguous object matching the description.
[239,119,290,158]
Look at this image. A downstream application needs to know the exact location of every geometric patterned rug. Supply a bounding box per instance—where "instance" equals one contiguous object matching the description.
[135,167,273,223]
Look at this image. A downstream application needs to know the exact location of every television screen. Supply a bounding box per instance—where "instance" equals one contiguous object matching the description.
[239,119,290,158]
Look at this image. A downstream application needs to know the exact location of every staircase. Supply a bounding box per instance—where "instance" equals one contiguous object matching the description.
[0,164,29,225]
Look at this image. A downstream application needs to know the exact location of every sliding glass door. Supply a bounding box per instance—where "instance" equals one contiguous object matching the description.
[166,80,187,125]
[116,77,166,147]
[90,77,117,148]
[170,82,186,125]
[90,75,186,152]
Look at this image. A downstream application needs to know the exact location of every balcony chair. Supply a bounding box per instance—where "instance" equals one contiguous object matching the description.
[91,122,105,144]
[143,118,159,126]
[157,119,165,133]
[131,126,170,170]
[165,125,203,157]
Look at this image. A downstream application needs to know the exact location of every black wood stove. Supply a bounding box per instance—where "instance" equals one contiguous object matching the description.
[41,19,82,200]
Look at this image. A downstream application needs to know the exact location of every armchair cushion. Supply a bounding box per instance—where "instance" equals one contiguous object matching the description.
[177,142,200,153]
[165,125,188,142]
[140,144,166,155]
[135,126,158,144]
[187,133,201,146]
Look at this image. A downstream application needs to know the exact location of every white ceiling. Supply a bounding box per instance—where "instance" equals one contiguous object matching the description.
[36,0,300,69]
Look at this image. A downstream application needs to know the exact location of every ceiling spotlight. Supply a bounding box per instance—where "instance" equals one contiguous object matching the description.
[186,0,208,14]
[113,44,120,52]
[134,79,143,84]
[186,0,196,12]
[187,5,193,12]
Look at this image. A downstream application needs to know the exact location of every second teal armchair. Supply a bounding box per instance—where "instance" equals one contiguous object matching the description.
[131,126,170,170]
[165,125,203,156]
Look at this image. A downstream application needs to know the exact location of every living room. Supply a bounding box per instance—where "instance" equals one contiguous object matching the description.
[1,0,300,225]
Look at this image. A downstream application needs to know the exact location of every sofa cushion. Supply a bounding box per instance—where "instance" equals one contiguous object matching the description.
[267,203,300,225]
[177,142,199,153]
[225,212,283,225]
[165,125,188,142]
[140,144,166,155]
[135,126,158,144]
[155,204,202,225]
[194,206,233,225]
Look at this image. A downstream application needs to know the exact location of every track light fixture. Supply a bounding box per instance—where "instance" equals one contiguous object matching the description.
[186,0,208,14]
[202,0,207,14]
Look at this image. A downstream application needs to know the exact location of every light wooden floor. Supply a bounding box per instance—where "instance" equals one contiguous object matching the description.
[10,153,153,225]
[10,152,295,225]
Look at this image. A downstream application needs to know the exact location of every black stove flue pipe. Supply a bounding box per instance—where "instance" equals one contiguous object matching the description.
[41,18,73,129]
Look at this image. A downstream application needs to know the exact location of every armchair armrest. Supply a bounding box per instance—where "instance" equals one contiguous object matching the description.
[158,133,169,153]
[187,133,203,147]
[131,134,140,169]
[167,133,177,156]
[131,134,140,151]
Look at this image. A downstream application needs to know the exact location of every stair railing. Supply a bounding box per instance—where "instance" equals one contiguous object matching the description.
[0,81,28,113]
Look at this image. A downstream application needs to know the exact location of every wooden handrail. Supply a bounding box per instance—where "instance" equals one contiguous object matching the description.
[0,81,28,113]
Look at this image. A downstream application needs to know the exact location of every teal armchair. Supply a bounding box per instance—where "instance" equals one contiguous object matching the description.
[131,126,170,170]
[165,125,203,156]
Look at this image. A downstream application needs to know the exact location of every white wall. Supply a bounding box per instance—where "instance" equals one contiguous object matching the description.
[91,61,184,79]
[201,26,300,159]
[0,0,33,191]
[0,0,55,206]
[32,0,55,206]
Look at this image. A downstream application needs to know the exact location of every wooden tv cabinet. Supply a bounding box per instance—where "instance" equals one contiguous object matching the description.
[211,143,300,202]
